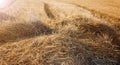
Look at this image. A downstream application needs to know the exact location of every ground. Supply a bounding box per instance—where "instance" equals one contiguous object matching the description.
[0,0,120,65]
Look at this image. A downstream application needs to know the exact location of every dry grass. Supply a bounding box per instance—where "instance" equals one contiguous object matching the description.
[0,0,120,65]
[0,21,52,44]
[60,0,120,18]
[44,3,55,19]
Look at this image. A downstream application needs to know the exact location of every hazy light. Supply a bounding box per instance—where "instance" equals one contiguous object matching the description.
[0,0,8,8]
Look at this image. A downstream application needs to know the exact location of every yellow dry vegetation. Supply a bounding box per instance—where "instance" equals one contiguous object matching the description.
[59,0,120,22]
[0,0,120,65]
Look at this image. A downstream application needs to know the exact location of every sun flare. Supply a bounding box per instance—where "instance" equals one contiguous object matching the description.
[0,0,14,9]
[0,0,8,8]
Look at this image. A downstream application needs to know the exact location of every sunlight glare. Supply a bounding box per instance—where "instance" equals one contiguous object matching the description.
[0,0,9,8]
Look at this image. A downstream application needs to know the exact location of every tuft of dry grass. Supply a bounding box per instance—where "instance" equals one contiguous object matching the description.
[0,0,120,65]
[0,21,52,44]
[44,3,55,19]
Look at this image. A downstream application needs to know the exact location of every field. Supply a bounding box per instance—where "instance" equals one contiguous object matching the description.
[0,0,120,65]
[60,0,120,19]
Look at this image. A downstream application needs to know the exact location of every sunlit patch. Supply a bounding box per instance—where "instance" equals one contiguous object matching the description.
[0,0,8,8]
[0,0,14,9]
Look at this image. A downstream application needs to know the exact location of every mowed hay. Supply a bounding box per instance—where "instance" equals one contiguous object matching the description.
[0,15,119,65]
[0,34,90,65]
[0,0,120,65]
[0,34,119,65]
[0,21,52,43]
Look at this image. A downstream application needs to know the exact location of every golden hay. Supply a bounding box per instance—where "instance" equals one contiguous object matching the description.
[0,0,120,65]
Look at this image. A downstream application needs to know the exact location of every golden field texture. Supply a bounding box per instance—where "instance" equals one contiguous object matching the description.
[0,0,120,65]
[59,0,120,22]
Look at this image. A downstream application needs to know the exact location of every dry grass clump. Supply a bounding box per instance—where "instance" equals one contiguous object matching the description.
[78,23,120,46]
[77,22,120,62]
[0,21,52,44]
[44,3,55,19]
[0,16,120,65]
[0,1,120,65]
[0,15,120,65]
